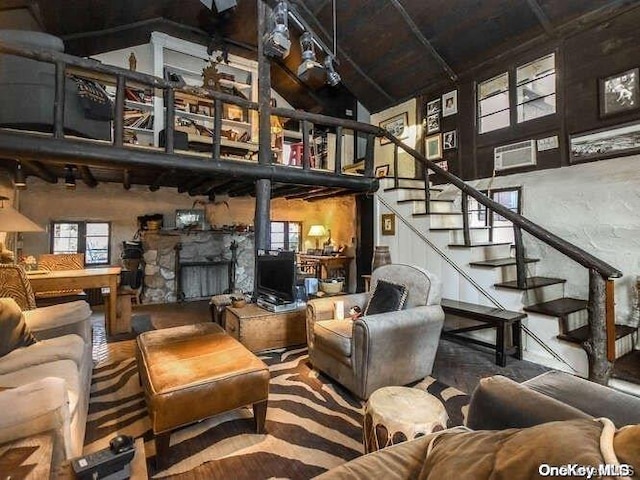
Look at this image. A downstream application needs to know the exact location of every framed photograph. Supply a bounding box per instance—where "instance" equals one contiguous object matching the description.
[427,160,449,176]
[426,99,441,116]
[379,112,409,145]
[197,104,212,117]
[443,130,457,150]
[375,164,390,178]
[381,213,395,236]
[425,134,443,160]
[570,121,640,162]
[442,90,458,117]
[600,68,639,117]
[426,114,440,134]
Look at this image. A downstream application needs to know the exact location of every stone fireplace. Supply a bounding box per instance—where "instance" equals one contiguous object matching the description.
[141,231,254,303]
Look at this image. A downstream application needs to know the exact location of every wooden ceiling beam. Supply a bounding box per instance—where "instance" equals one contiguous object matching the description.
[149,169,176,192]
[525,0,556,38]
[78,166,98,188]
[178,176,209,194]
[189,178,234,196]
[227,181,257,197]
[22,160,57,183]
[305,188,356,202]
[285,186,328,199]
[123,168,131,190]
[388,0,457,82]
[292,2,396,104]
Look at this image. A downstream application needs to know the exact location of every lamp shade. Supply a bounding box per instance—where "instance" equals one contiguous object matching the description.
[307,225,326,237]
[0,204,43,232]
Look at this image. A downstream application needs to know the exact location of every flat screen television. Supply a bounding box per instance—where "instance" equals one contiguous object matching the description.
[256,250,296,304]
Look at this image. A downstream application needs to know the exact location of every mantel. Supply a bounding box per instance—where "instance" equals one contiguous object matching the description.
[142,230,254,236]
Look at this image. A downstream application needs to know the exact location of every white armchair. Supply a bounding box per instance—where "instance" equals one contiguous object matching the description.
[0,295,92,459]
[306,264,444,399]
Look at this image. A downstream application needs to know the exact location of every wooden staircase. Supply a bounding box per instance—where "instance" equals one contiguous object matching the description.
[378,177,639,385]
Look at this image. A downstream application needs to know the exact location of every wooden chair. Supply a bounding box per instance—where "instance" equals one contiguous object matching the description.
[35,253,87,306]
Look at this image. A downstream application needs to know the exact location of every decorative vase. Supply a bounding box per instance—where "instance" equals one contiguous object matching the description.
[372,246,392,271]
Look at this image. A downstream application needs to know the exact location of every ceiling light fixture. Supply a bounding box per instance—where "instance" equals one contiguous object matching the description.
[325,0,341,86]
[64,165,76,189]
[264,0,291,59]
[14,161,26,190]
[298,31,324,86]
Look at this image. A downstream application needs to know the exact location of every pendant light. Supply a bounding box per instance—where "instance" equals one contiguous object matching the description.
[14,161,26,190]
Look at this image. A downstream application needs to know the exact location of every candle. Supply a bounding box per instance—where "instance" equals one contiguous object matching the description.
[334,300,345,320]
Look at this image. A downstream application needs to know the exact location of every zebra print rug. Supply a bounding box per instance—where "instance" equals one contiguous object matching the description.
[85,345,469,479]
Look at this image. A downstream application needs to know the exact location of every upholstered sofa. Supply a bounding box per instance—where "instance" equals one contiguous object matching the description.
[315,371,640,479]
[0,297,92,464]
[306,264,444,399]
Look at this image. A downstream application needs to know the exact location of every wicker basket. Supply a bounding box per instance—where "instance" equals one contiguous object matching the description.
[320,280,344,294]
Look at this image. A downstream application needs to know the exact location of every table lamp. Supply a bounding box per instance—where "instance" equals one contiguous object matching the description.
[307,225,326,250]
[0,195,44,263]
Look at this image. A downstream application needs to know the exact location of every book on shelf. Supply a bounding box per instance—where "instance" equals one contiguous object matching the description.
[124,111,154,129]
[124,87,151,104]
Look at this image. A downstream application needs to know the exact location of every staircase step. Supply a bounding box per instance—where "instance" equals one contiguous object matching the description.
[413,212,462,217]
[441,298,527,323]
[524,298,588,316]
[469,257,539,268]
[495,276,566,290]
[448,242,512,248]
[558,324,636,344]
[397,198,455,204]
[613,350,640,384]
[430,226,490,231]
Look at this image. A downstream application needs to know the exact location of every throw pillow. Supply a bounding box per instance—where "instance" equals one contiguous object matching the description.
[364,279,408,316]
[0,298,36,357]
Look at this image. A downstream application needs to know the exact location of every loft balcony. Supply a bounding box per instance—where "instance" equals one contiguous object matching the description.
[0,34,379,200]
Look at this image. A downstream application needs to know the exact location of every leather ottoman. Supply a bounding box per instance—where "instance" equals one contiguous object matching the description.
[136,322,270,468]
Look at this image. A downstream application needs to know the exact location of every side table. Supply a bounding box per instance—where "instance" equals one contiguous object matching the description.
[363,386,448,453]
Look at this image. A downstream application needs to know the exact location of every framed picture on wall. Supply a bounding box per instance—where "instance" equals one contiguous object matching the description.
[426,99,441,116]
[426,114,440,134]
[443,130,457,150]
[442,90,458,117]
[375,164,390,178]
[425,134,442,160]
[381,213,395,236]
[379,112,409,145]
[570,121,640,162]
[599,68,639,117]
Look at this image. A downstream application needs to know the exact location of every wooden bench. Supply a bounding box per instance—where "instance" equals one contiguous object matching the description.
[440,299,526,367]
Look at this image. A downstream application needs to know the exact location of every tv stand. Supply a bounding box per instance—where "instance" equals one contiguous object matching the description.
[224,303,307,352]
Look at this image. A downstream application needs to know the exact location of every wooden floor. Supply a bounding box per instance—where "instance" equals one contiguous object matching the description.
[92,300,553,394]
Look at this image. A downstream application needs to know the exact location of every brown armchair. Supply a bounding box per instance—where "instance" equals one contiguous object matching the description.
[306,264,444,399]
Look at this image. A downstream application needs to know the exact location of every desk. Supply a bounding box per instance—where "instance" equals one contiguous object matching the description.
[298,255,353,281]
[28,267,121,335]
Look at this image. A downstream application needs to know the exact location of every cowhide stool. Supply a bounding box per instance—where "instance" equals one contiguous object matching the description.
[363,386,448,453]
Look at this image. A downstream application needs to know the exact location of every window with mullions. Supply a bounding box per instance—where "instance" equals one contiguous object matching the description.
[270,221,302,251]
[516,53,556,123]
[466,188,521,244]
[51,221,111,265]
[478,53,556,134]
[478,73,510,134]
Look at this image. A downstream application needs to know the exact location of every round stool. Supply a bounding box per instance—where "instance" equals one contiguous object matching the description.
[363,386,448,453]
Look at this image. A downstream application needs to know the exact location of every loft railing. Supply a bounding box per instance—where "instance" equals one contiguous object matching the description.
[380,131,622,384]
[0,40,379,191]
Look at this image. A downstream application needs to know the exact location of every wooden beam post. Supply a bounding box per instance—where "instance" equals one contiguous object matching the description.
[114,75,125,147]
[334,126,343,174]
[586,269,613,384]
[606,279,616,362]
[513,224,526,289]
[302,120,312,170]
[164,88,175,154]
[255,0,272,257]
[462,192,471,247]
[212,98,222,160]
[364,133,375,178]
[53,60,66,139]
[123,168,131,190]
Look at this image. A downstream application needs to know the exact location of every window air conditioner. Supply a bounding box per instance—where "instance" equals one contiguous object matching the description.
[494,140,537,171]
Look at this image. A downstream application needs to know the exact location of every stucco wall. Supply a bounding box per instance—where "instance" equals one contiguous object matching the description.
[18,179,356,265]
[446,154,640,325]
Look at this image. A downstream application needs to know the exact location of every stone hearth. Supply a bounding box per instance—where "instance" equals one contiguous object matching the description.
[141,231,254,303]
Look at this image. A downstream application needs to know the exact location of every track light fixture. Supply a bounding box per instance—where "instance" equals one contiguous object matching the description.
[324,55,341,87]
[64,165,76,189]
[264,0,291,59]
[14,161,26,190]
[298,31,324,86]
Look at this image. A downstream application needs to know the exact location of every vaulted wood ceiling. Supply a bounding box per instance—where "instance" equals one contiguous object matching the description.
[2,0,633,115]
